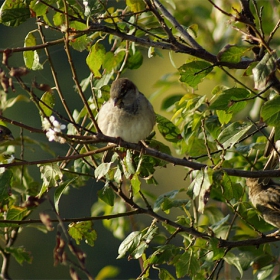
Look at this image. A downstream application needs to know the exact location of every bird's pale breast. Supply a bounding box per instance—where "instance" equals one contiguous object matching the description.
[97,93,155,143]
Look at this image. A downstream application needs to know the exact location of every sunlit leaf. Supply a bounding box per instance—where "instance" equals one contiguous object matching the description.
[0,0,30,26]
[217,45,251,63]
[86,43,106,77]
[179,61,212,87]
[96,266,120,280]
[23,32,43,70]
[117,231,142,259]
[209,88,251,113]
[175,251,199,278]
[253,52,278,90]
[39,91,55,117]
[218,122,252,148]
[39,163,63,196]
[156,114,182,143]
[68,221,97,246]
[6,206,30,221]
[94,162,112,181]
[154,190,178,212]
[224,252,243,278]
[126,0,145,12]
[261,95,280,126]
[131,173,141,194]
[216,110,232,125]
[97,185,115,206]
[5,247,32,265]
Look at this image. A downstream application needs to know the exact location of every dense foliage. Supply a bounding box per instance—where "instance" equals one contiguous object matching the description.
[0,0,280,279]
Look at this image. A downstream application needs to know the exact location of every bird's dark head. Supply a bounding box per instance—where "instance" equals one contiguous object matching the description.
[0,125,14,142]
[110,78,139,107]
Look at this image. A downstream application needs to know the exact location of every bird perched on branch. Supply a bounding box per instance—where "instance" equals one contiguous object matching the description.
[97,78,156,143]
[0,125,13,142]
[246,140,280,229]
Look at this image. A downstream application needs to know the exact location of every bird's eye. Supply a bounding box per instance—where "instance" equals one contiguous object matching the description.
[0,130,3,134]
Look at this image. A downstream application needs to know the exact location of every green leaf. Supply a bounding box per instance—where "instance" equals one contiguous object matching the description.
[95,266,120,280]
[39,91,55,117]
[23,32,43,70]
[218,122,252,148]
[103,51,125,73]
[183,132,207,157]
[126,0,145,12]
[261,95,280,126]
[39,163,63,196]
[117,231,142,259]
[0,0,30,26]
[4,95,30,110]
[148,244,179,265]
[161,197,190,213]
[159,268,176,280]
[126,50,143,69]
[94,162,112,180]
[68,221,97,246]
[217,173,243,201]
[30,0,48,17]
[131,173,141,194]
[0,169,12,204]
[86,43,106,77]
[123,149,136,178]
[209,238,225,260]
[217,45,251,63]
[216,110,232,125]
[156,114,182,143]
[191,168,213,213]
[179,61,212,87]
[149,139,171,156]
[5,247,32,265]
[97,185,115,206]
[68,21,91,51]
[54,178,77,213]
[205,115,221,139]
[6,206,30,221]
[161,95,184,111]
[224,252,243,278]
[153,190,178,212]
[209,88,250,113]
[175,251,200,278]
[255,265,274,280]
[253,52,278,90]
[209,214,229,233]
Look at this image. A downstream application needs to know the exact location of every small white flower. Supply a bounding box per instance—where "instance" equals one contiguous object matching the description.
[42,118,52,130]
[46,129,56,142]
[43,116,66,143]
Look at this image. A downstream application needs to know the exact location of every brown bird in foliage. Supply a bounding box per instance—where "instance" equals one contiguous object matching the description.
[246,139,280,229]
[97,78,156,143]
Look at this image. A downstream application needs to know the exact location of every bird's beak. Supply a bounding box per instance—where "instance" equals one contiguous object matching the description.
[113,97,121,107]
[5,134,14,141]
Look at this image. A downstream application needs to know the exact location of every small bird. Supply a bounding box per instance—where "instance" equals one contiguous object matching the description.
[246,178,280,229]
[246,140,280,229]
[0,125,14,142]
[97,78,156,143]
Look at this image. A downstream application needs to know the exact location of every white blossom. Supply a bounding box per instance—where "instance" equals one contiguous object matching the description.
[42,116,66,144]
